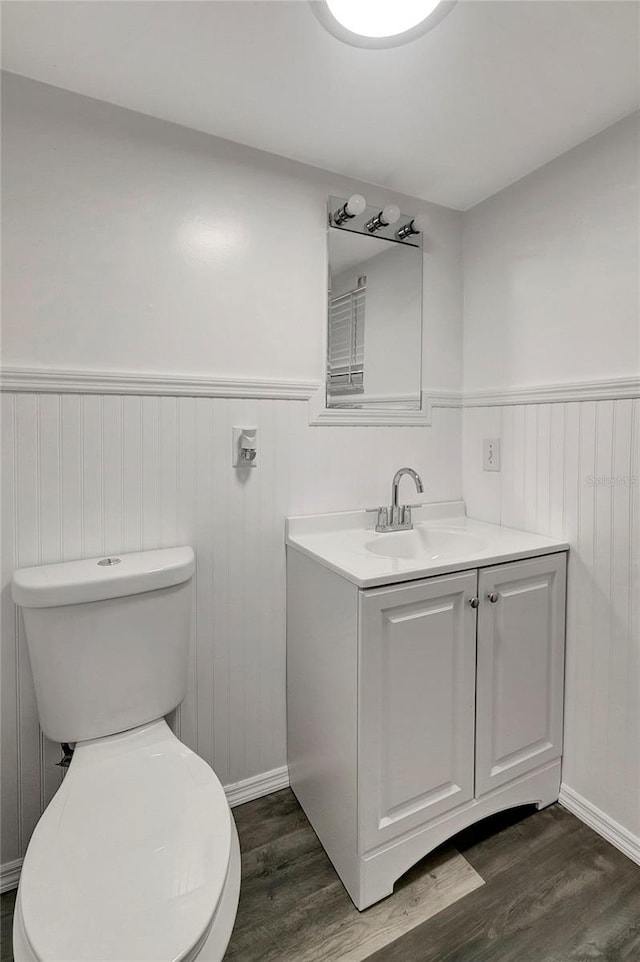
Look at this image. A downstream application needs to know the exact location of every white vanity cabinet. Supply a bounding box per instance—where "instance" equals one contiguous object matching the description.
[359,571,477,853]
[475,557,566,796]
[287,545,567,911]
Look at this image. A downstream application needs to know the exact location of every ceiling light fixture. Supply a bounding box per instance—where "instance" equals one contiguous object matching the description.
[311,0,457,49]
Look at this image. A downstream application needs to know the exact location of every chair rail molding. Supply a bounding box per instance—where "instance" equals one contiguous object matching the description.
[0,366,321,401]
[307,376,640,423]
[3,370,636,407]
[8,369,636,411]
[463,377,640,407]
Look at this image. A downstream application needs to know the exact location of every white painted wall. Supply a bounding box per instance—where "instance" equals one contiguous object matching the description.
[1,73,463,393]
[463,112,640,392]
[0,74,463,874]
[463,116,640,855]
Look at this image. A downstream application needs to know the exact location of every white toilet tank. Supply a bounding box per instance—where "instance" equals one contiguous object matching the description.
[12,547,195,743]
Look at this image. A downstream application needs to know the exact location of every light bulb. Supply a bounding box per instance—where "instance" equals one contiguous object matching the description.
[346,194,366,217]
[366,203,402,233]
[382,204,401,226]
[332,193,367,225]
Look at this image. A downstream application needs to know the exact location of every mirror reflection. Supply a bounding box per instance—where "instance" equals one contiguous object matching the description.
[326,200,423,411]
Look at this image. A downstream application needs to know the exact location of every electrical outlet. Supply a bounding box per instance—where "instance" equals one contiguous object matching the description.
[232,426,258,467]
[483,438,501,472]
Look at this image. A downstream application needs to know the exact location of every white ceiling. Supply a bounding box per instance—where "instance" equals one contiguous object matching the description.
[2,0,638,209]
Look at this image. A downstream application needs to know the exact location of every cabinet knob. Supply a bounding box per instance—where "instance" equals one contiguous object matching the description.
[469,597,480,609]
[488,592,499,603]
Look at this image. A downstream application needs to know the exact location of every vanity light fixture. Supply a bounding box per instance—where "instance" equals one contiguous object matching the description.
[331,193,367,225]
[366,203,401,233]
[396,214,426,240]
[311,0,457,49]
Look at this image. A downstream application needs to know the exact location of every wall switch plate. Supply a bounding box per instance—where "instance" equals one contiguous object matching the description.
[483,438,501,472]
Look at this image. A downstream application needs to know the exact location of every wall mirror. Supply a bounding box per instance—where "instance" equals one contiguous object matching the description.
[323,195,423,420]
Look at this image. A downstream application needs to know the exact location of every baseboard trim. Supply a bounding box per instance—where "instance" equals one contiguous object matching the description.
[559,784,640,866]
[0,367,320,401]
[1,858,23,893]
[224,764,290,809]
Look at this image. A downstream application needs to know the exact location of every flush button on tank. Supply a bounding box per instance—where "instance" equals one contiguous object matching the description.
[97,557,121,566]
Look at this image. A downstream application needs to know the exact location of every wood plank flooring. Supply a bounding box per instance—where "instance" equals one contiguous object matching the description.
[0,889,15,962]
[368,805,640,962]
[226,791,483,962]
[2,790,639,962]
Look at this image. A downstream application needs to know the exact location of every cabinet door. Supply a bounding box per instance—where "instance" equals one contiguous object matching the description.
[475,553,566,797]
[359,571,477,853]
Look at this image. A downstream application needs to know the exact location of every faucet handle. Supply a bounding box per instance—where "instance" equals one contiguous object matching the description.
[400,503,425,526]
[399,504,414,525]
[368,506,390,531]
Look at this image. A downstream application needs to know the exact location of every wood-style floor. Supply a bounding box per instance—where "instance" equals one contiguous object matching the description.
[2,789,639,961]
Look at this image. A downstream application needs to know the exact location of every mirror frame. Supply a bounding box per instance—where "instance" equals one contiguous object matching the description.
[309,197,431,426]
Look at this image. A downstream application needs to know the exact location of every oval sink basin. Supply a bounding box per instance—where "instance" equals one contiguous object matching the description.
[364,527,488,561]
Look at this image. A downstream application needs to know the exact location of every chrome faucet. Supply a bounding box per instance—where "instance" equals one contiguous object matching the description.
[371,467,425,533]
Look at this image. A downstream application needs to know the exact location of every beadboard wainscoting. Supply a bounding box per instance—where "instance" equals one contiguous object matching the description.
[0,389,462,881]
[463,396,640,862]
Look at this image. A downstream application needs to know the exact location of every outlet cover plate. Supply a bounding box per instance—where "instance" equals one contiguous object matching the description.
[483,438,501,472]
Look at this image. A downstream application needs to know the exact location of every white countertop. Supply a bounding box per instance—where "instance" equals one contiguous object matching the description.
[286,501,569,588]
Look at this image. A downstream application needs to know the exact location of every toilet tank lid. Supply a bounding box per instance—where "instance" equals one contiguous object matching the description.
[12,546,195,608]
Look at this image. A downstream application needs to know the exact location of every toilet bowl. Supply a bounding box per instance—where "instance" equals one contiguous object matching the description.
[11,547,240,962]
[12,721,240,962]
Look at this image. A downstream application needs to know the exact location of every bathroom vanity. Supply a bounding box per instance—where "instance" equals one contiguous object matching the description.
[286,501,568,910]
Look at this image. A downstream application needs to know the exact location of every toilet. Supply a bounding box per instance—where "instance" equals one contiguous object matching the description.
[11,547,240,962]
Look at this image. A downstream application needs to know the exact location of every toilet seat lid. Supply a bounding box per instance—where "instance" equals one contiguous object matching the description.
[19,721,232,962]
